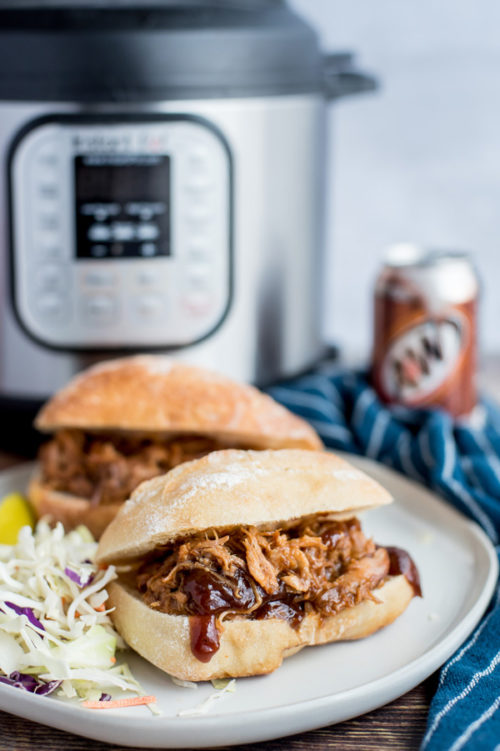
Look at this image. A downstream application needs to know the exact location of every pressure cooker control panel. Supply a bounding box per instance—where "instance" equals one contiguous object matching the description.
[9,116,232,349]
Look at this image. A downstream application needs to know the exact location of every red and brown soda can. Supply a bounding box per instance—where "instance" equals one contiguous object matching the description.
[372,246,479,418]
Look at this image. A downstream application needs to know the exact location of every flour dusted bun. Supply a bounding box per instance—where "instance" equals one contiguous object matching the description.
[28,476,120,541]
[34,356,322,450]
[106,575,415,681]
[97,449,392,564]
[32,357,322,537]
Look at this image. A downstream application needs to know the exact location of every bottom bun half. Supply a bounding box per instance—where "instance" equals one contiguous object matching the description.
[28,475,120,540]
[107,575,415,681]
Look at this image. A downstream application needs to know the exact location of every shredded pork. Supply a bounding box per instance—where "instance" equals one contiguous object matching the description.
[137,517,390,624]
[39,429,222,506]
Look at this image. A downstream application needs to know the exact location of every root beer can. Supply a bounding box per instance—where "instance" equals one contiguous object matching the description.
[372,245,479,418]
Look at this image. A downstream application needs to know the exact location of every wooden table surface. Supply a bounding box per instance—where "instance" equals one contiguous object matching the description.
[0,451,432,751]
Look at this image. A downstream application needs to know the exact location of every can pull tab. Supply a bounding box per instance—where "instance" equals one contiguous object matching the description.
[322,52,378,101]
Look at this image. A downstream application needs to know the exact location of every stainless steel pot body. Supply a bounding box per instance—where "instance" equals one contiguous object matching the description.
[0,94,326,397]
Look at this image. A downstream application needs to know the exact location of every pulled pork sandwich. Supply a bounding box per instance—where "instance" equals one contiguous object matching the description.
[29,357,322,539]
[96,449,421,681]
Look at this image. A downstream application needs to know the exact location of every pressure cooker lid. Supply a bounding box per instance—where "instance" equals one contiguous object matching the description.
[0,0,334,101]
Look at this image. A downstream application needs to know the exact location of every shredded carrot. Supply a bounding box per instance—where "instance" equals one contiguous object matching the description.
[98,563,108,571]
[110,657,116,664]
[81,696,157,710]
[95,602,107,612]
[75,611,81,618]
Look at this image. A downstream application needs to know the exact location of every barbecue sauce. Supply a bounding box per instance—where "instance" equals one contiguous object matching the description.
[189,616,220,663]
[182,569,304,627]
[183,569,307,660]
[183,568,257,614]
[254,598,304,628]
[185,569,256,663]
[386,546,422,597]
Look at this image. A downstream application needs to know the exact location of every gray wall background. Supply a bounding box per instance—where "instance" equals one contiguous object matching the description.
[291,0,500,359]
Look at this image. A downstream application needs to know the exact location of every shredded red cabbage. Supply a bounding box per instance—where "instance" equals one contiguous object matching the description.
[4,602,45,631]
[99,693,112,701]
[64,568,94,587]
[0,672,60,695]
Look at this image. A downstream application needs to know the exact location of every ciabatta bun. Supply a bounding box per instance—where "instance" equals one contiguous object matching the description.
[107,575,414,681]
[28,475,120,541]
[32,357,322,536]
[97,449,392,565]
[34,356,322,450]
[96,450,417,682]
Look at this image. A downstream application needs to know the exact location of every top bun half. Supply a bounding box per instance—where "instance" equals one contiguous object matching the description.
[97,449,392,564]
[34,356,322,451]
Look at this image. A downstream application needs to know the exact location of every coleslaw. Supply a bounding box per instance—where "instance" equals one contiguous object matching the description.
[0,521,147,704]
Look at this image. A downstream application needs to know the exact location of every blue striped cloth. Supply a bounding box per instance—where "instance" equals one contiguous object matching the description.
[268,366,500,751]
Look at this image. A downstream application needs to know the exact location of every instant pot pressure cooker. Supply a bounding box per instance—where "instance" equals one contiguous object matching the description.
[0,0,375,406]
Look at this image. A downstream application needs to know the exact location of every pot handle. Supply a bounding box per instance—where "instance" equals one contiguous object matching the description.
[322,52,378,100]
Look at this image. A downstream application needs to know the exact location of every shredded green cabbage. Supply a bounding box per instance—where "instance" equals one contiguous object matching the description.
[177,679,236,717]
[0,521,145,703]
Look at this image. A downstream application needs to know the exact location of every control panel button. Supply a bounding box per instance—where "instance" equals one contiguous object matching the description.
[136,269,158,287]
[37,232,62,260]
[182,291,213,316]
[36,293,68,321]
[187,239,209,263]
[112,222,135,242]
[36,264,67,293]
[37,146,58,167]
[136,223,159,241]
[39,183,58,199]
[88,224,111,242]
[186,262,211,288]
[134,294,165,319]
[186,205,212,226]
[90,204,120,221]
[39,213,59,231]
[82,270,116,288]
[82,294,117,325]
[90,244,108,258]
[36,166,59,186]
[139,242,157,257]
[186,148,213,187]
[186,175,212,191]
[188,146,210,171]
[187,200,211,222]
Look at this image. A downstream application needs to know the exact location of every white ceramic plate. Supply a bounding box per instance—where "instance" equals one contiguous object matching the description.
[0,458,497,748]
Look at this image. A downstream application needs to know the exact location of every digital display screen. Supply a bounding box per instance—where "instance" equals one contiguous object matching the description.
[74,154,171,260]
